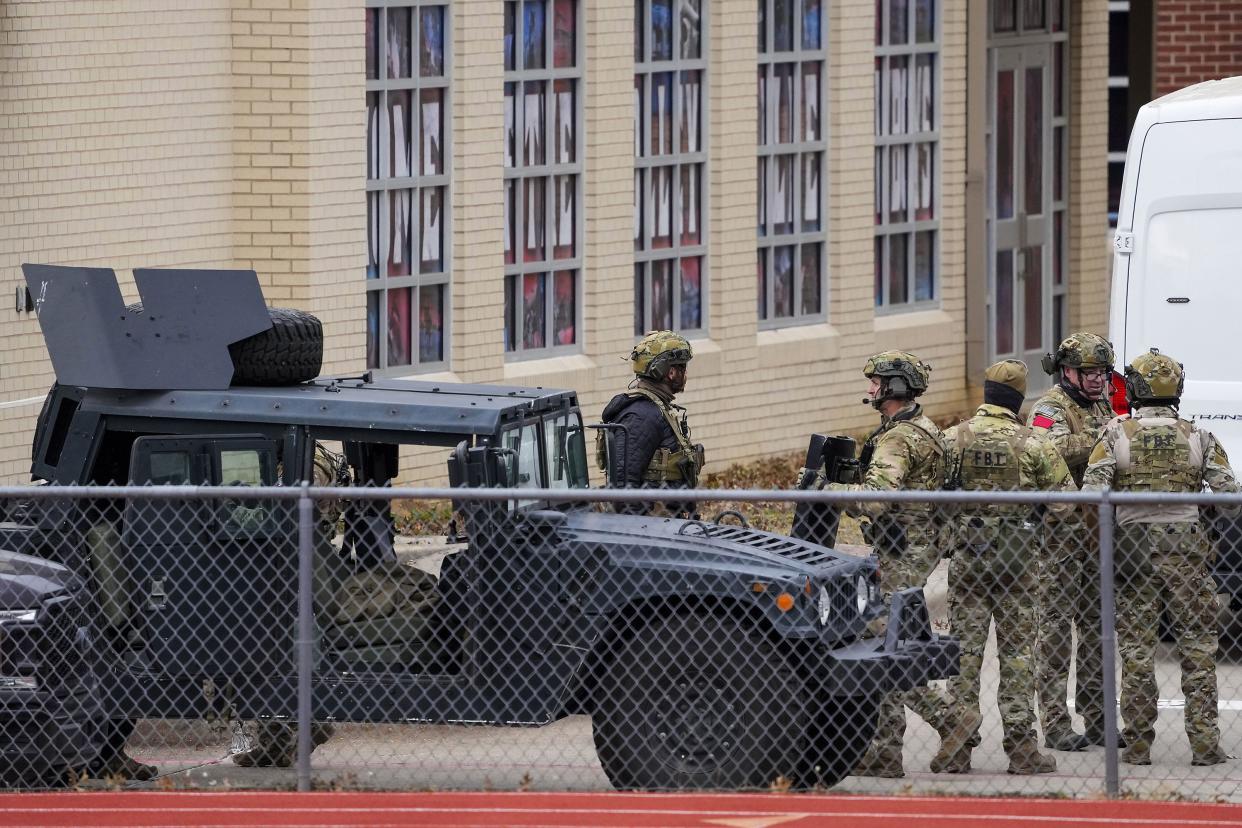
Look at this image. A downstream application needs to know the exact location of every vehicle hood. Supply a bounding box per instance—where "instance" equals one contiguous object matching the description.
[0,548,79,609]
[561,510,868,581]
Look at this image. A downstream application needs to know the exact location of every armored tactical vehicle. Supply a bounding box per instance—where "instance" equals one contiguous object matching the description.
[0,264,957,790]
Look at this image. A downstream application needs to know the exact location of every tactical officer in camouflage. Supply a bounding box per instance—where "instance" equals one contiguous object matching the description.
[599,331,704,516]
[1084,349,1237,767]
[936,360,1074,775]
[1029,332,1115,752]
[828,351,981,779]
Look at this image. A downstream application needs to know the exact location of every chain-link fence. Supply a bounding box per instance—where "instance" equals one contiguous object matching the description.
[3,484,1242,801]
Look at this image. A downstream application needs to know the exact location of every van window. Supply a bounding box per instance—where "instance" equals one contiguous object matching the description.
[544,412,589,489]
[1141,208,1242,380]
[149,451,192,485]
[220,449,267,486]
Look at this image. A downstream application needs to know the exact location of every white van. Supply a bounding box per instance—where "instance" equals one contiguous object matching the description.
[1108,75,1242,597]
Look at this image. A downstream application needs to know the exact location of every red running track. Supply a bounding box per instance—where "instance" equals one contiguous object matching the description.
[2,792,1242,828]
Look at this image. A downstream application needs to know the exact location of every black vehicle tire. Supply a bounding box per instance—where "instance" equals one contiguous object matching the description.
[124,303,323,386]
[591,613,808,791]
[798,695,878,788]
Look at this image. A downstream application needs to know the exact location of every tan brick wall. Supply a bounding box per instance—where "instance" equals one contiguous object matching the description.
[1070,0,1111,337]
[0,0,1112,486]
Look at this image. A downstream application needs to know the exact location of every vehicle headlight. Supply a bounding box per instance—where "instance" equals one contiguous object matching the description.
[0,608,39,690]
[818,585,832,625]
[856,575,870,614]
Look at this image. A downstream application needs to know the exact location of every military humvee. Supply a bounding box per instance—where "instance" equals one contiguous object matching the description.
[0,265,957,790]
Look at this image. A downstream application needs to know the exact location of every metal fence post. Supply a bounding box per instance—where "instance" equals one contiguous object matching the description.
[1097,490,1120,798]
[296,485,314,792]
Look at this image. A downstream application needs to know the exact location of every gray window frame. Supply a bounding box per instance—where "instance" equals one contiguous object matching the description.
[365,1,453,374]
[503,0,586,360]
[757,0,828,329]
[634,0,709,336]
[874,0,941,313]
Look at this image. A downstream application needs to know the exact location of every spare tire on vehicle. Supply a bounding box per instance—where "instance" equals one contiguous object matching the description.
[125,303,323,386]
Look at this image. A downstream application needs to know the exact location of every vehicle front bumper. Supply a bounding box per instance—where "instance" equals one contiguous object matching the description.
[816,587,959,696]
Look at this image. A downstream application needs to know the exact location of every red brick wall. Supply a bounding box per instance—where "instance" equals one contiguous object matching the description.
[1155,1,1242,95]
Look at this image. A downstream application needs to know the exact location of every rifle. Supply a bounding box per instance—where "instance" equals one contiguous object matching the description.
[790,434,859,548]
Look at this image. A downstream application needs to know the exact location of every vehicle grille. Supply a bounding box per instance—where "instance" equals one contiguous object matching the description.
[697,525,838,566]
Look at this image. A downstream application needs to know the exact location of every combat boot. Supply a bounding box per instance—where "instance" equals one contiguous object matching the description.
[1083,724,1125,748]
[1120,744,1151,765]
[851,746,905,778]
[933,708,982,763]
[1191,745,1228,767]
[1043,728,1091,752]
[929,744,972,774]
[1006,741,1057,775]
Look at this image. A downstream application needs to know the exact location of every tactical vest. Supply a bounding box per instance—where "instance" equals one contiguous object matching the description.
[1113,417,1203,494]
[595,389,704,486]
[951,421,1038,576]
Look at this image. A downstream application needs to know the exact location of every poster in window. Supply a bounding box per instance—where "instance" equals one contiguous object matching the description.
[651,166,673,249]
[679,0,701,59]
[680,164,700,245]
[803,0,822,49]
[420,187,443,273]
[504,179,516,265]
[773,246,793,317]
[367,192,380,279]
[774,155,794,234]
[650,260,673,329]
[679,71,700,153]
[524,178,546,262]
[915,54,934,132]
[915,143,933,221]
[679,257,701,329]
[420,6,444,77]
[888,144,907,223]
[553,271,575,344]
[421,89,442,176]
[652,0,673,61]
[387,287,412,367]
[418,284,444,363]
[553,0,575,67]
[387,7,411,79]
[523,273,546,349]
[651,73,673,156]
[554,175,575,259]
[366,291,380,368]
[388,189,412,277]
[524,81,546,167]
[388,90,411,178]
[889,55,908,135]
[524,0,547,70]
[555,80,574,165]
[775,64,793,144]
[367,92,380,180]
[634,169,644,250]
[802,63,821,142]
[504,83,516,169]
[757,250,767,317]
[634,76,644,156]
[801,242,821,315]
[802,152,821,232]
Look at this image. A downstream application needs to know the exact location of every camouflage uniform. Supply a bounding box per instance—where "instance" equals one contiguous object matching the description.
[1028,383,1112,747]
[938,360,1075,774]
[830,351,979,777]
[1083,349,1236,766]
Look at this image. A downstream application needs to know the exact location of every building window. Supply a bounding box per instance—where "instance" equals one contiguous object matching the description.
[366,3,450,371]
[874,0,938,309]
[758,0,826,325]
[634,0,707,335]
[504,0,582,355]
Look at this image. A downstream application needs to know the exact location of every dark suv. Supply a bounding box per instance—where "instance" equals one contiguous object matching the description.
[0,264,958,790]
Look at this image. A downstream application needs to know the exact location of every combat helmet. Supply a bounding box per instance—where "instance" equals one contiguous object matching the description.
[863,350,930,409]
[1124,348,1184,405]
[1041,332,1115,375]
[630,330,693,381]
